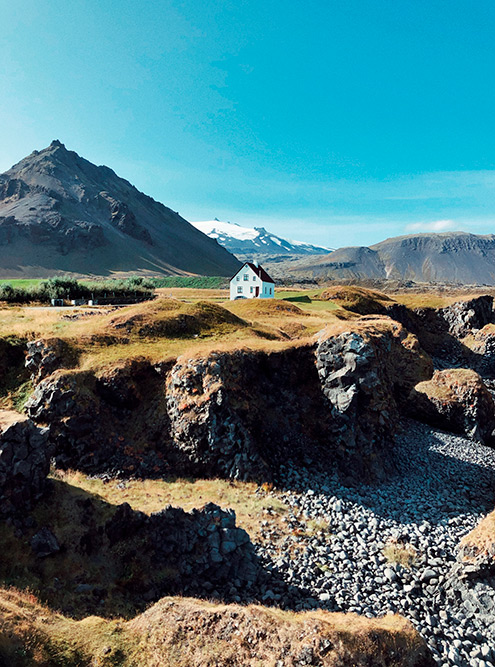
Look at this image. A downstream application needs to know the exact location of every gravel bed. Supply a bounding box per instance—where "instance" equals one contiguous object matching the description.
[256,419,495,667]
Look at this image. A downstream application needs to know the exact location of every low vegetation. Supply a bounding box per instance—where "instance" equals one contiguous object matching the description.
[0,276,154,305]
[383,541,418,569]
[51,469,288,541]
[319,285,394,314]
[149,275,228,289]
[0,588,430,667]
[459,509,495,561]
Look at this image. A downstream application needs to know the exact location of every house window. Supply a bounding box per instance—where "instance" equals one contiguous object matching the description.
[253,276,256,281]
[250,286,253,293]
[237,286,243,294]
[243,274,248,281]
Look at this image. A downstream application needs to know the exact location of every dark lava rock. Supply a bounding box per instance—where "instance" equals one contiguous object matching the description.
[31,527,60,558]
[25,338,78,383]
[0,412,50,517]
[315,316,432,480]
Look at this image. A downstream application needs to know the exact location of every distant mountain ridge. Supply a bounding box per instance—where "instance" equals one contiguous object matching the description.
[0,141,240,278]
[191,219,331,258]
[289,232,495,285]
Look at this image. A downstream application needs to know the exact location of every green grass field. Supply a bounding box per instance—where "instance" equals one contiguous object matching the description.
[0,279,43,288]
[274,289,340,311]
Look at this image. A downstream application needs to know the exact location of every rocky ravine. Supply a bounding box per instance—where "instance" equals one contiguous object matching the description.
[23,316,432,482]
[3,296,495,664]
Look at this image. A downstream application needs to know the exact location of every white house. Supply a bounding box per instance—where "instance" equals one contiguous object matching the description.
[230,261,275,300]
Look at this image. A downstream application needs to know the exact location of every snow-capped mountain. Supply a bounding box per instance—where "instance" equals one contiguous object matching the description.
[191,219,331,258]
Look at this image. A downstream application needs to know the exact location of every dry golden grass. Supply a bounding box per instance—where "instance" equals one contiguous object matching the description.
[392,290,495,310]
[0,588,430,667]
[0,587,133,666]
[224,297,350,339]
[52,470,288,541]
[2,286,490,377]
[319,286,394,314]
[383,541,418,569]
[225,298,307,317]
[155,287,229,301]
[459,509,495,560]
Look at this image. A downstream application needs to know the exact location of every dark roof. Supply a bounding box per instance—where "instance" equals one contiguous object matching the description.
[231,262,274,283]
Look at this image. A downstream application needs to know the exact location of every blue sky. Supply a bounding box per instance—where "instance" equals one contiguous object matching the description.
[1,0,495,248]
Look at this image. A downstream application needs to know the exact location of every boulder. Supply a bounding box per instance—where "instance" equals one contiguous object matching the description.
[0,410,50,517]
[31,527,60,558]
[408,369,495,444]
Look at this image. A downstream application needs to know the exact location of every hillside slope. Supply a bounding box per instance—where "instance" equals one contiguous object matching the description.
[0,141,240,278]
[288,232,495,284]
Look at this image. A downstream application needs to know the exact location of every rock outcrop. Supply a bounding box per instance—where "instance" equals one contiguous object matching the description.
[315,317,433,479]
[387,296,495,374]
[166,345,333,481]
[23,318,434,483]
[440,296,494,338]
[25,362,173,475]
[25,338,78,383]
[408,369,495,444]
[463,324,495,378]
[0,411,49,517]
[102,501,261,599]
[166,317,432,482]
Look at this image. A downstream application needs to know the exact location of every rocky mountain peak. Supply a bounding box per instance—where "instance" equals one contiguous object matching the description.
[0,142,240,277]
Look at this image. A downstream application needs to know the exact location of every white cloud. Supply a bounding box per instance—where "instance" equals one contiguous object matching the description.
[405,219,459,233]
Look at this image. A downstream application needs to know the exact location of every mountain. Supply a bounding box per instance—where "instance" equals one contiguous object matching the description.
[191,219,330,258]
[288,232,495,285]
[0,141,240,278]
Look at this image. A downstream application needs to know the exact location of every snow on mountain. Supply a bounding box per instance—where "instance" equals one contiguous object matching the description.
[191,219,331,257]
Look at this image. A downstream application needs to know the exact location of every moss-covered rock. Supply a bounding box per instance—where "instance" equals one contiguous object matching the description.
[408,369,495,444]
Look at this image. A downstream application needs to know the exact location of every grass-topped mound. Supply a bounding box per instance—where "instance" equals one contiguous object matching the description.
[408,369,495,444]
[319,286,395,315]
[0,588,433,667]
[104,299,247,338]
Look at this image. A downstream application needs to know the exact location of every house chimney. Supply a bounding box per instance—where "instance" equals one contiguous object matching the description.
[253,259,259,268]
